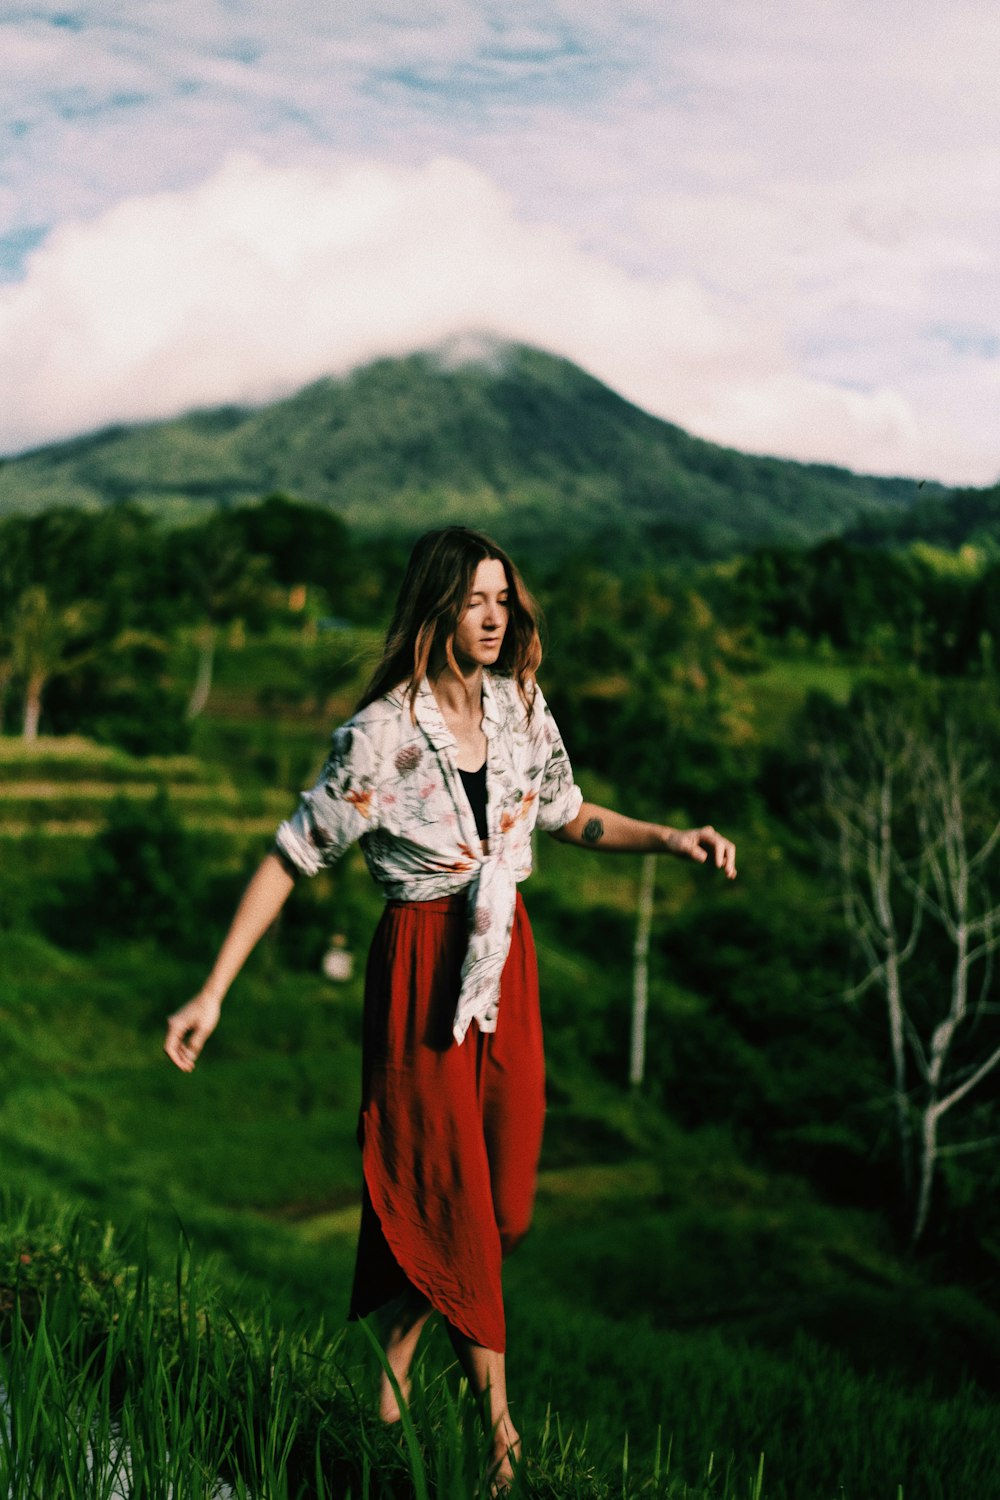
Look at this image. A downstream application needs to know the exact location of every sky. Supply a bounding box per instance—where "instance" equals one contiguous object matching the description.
[1,0,998,485]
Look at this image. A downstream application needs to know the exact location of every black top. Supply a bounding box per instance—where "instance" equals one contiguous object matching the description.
[458,761,488,842]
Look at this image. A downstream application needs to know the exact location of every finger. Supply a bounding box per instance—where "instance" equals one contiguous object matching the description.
[163,1038,192,1071]
[164,1034,194,1070]
[163,1018,184,1053]
[185,1025,208,1061]
[164,1016,198,1071]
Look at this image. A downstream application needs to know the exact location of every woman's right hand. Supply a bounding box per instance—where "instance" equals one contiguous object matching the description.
[163,990,222,1073]
[161,852,297,1074]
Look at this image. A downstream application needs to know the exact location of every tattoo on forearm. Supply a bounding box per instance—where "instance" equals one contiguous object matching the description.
[582,817,604,846]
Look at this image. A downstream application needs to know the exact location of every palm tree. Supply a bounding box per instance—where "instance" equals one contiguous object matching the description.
[12,587,100,741]
[168,523,271,721]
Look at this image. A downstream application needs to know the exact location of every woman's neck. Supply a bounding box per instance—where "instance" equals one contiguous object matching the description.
[430,662,489,784]
[429,661,484,722]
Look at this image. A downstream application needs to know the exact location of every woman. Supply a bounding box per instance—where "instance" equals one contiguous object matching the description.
[164,526,736,1491]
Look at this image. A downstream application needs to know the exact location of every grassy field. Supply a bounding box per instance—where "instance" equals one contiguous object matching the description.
[2,635,998,1497]
[742,654,855,745]
[3,1197,998,1500]
[3,912,999,1496]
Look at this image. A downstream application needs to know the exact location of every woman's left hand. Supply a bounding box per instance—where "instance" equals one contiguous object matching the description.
[666,825,737,879]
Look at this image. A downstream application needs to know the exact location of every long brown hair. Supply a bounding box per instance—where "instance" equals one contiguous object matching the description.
[357,527,542,715]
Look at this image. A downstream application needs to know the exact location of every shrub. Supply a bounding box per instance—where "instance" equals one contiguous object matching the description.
[47,789,207,953]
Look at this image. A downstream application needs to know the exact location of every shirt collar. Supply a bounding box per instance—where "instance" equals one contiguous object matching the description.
[480,670,504,741]
[410,678,451,749]
[412,670,505,749]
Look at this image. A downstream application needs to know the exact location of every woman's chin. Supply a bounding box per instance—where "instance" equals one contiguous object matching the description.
[466,649,501,666]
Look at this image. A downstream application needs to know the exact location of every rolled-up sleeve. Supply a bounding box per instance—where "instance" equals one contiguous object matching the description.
[534,698,584,833]
[274,722,380,877]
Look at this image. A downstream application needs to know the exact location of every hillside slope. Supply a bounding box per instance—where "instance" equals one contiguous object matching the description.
[0,344,936,555]
[845,482,1000,551]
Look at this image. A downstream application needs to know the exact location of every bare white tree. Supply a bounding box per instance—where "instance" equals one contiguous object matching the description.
[823,703,1000,1245]
[629,852,657,1090]
[822,706,925,1201]
[185,621,217,721]
[908,731,1000,1243]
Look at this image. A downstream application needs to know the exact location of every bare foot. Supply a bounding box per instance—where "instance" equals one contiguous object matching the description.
[377,1289,431,1423]
[378,1369,411,1424]
[488,1419,521,1494]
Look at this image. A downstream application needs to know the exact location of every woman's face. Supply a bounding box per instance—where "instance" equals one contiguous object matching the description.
[452,558,509,670]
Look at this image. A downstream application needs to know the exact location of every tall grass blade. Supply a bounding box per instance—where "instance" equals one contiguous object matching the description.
[356,1314,430,1500]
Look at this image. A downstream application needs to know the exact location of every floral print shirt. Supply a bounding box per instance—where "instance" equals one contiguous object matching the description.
[274,672,583,1044]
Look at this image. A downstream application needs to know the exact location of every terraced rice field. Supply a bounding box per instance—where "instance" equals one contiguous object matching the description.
[0,737,290,840]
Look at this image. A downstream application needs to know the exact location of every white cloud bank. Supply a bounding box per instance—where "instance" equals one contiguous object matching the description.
[0,153,996,485]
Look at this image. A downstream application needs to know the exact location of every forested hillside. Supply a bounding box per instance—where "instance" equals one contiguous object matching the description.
[845,481,1000,550]
[0,343,944,557]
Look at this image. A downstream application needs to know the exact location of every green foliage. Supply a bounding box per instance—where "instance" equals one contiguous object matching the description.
[47,788,209,952]
[0,501,382,747]
[762,678,1000,1245]
[227,492,353,590]
[5,1194,1000,1499]
[45,637,191,754]
[846,481,1000,552]
[725,539,996,675]
[6,468,1000,1497]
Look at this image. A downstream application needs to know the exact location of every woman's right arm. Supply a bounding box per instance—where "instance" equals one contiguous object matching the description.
[163,850,296,1073]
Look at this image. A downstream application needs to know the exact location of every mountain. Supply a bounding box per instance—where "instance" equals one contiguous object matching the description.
[0,343,942,557]
[844,483,1000,553]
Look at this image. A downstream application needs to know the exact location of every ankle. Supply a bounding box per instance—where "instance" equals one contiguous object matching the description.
[491,1414,520,1457]
[379,1363,412,1421]
[488,1420,521,1496]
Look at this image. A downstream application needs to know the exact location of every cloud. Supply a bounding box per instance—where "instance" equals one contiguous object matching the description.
[0,1,627,276]
[1,151,994,485]
[1,2,999,484]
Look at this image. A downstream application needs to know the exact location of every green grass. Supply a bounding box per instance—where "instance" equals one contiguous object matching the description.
[2,924,999,1496]
[2,1195,998,1499]
[2,682,999,1498]
[744,655,856,745]
[0,735,211,782]
[1,1198,773,1500]
[0,732,287,841]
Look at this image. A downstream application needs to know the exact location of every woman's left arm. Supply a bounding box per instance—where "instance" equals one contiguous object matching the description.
[550,801,737,879]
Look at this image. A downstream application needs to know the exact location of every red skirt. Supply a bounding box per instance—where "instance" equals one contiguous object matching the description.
[348,891,544,1353]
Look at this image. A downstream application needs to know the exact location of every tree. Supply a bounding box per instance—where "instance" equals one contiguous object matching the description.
[11,587,100,741]
[230,493,352,590]
[542,562,754,1091]
[629,852,657,1090]
[821,688,1000,1245]
[164,518,272,721]
[44,634,190,755]
[909,731,1000,1243]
